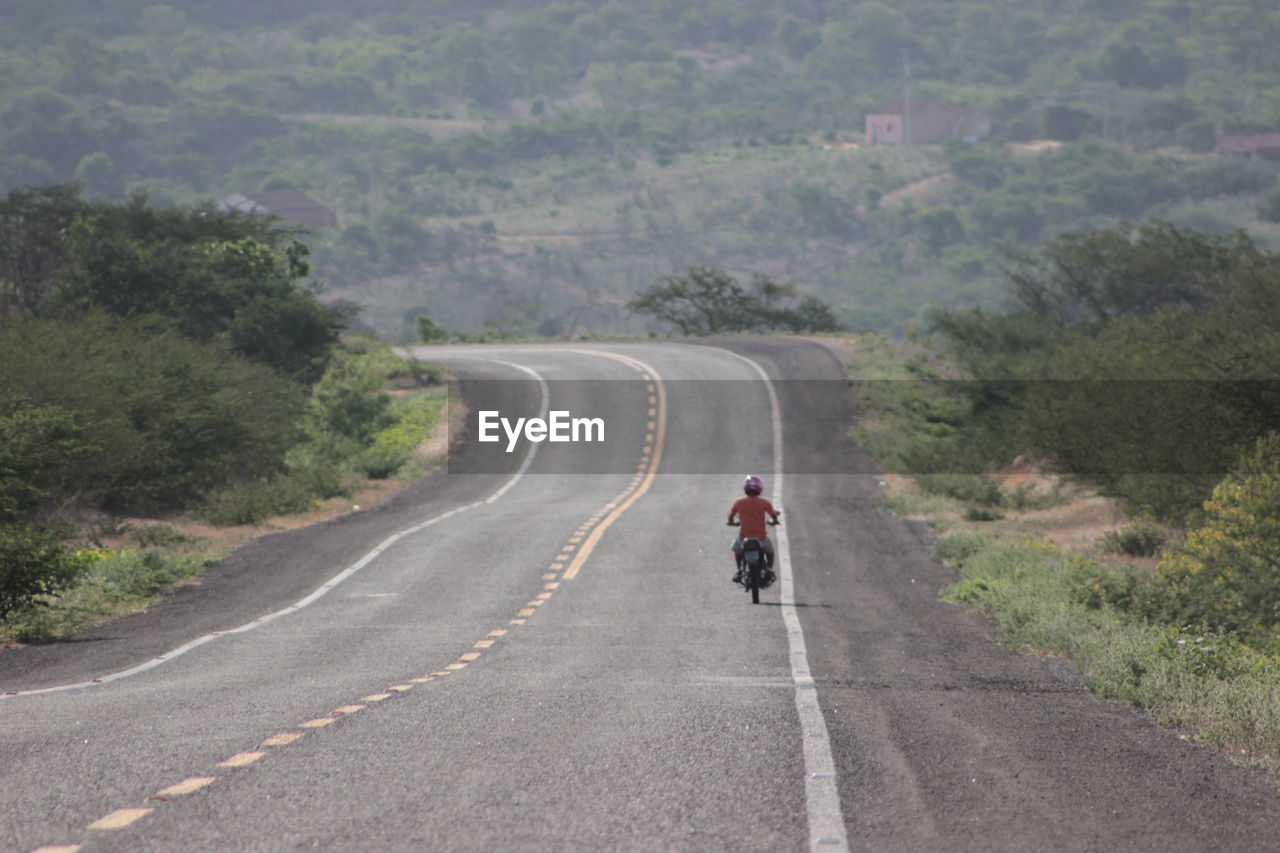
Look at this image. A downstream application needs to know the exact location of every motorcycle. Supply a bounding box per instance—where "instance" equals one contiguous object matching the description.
[729,518,779,604]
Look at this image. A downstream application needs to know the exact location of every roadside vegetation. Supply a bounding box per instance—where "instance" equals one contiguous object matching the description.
[850,223,1280,771]
[0,187,447,645]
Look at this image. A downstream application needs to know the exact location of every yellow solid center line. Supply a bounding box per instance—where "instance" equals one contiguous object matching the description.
[217,751,265,768]
[154,777,216,798]
[388,684,414,692]
[563,367,665,580]
[260,732,303,748]
[32,846,82,853]
[360,693,392,702]
[301,717,337,728]
[87,808,152,830]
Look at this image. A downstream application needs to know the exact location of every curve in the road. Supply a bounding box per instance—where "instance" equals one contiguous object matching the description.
[1,358,549,700]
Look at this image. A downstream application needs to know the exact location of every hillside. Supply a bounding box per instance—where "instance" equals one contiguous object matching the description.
[3,1,1279,336]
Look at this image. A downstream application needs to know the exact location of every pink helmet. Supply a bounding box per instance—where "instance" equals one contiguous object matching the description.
[743,474,763,494]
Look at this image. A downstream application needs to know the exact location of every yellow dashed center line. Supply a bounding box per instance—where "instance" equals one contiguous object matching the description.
[87,808,152,830]
[301,717,337,728]
[154,777,216,798]
[217,751,265,768]
[40,349,670,853]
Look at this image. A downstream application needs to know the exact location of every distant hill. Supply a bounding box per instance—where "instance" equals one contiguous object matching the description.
[3,1,1278,336]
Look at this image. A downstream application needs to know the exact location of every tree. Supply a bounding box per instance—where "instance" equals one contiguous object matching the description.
[627,266,839,335]
[1157,433,1280,643]
[1003,222,1260,329]
[0,185,82,315]
[415,313,449,343]
[0,186,348,382]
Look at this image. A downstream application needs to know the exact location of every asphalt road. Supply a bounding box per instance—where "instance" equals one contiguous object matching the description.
[2,338,1278,852]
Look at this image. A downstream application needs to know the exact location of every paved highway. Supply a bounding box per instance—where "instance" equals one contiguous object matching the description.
[2,338,1278,852]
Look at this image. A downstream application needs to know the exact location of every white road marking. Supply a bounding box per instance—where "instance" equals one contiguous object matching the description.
[711,345,851,853]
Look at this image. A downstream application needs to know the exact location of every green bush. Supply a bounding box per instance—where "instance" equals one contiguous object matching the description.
[0,524,86,619]
[964,504,1005,522]
[6,547,200,643]
[917,474,1004,507]
[1,314,305,514]
[934,532,990,565]
[1100,520,1169,557]
[1156,433,1280,646]
[201,470,349,527]
[130,524,198,549]
[357,390,445,479]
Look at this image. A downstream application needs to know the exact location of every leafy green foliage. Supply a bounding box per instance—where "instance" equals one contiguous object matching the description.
[4,546,199,642]
[627,266,839,335]
[1100,521,1169,558]
[0,524,86,619]
[0,186,349,383]
[922,222,1280,521]
[1,313,305,514]
[0,399,98,523]
[1157,434,1280,645]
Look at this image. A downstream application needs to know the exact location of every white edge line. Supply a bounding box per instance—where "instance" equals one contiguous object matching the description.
[2,358,548,700]
[707,345,850,853]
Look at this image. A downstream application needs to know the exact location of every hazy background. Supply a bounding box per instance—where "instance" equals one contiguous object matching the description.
[4,0,1279,338]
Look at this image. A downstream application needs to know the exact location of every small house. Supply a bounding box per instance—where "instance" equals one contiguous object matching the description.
[866,100,993,146]
[1215,132,1280,162]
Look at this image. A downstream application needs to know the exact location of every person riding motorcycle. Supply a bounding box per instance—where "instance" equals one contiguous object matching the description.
[727,474,780,585]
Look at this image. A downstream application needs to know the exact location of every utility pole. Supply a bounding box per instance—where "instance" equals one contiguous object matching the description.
[901,48,911,146]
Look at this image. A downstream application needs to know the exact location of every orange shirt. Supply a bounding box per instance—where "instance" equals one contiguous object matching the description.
[730,495,777,539]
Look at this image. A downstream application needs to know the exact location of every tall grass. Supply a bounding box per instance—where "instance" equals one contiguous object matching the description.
[936,522,1280,771]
